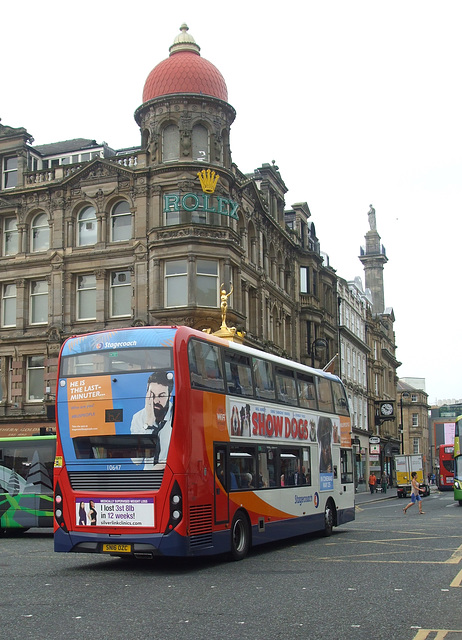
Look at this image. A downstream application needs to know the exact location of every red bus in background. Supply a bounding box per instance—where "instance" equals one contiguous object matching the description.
[438,444,454,491]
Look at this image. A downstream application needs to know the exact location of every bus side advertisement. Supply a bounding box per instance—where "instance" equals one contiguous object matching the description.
[1,435,55,533]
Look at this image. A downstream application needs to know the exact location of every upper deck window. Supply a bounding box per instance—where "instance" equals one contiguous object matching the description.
[252,357,275,401]
[188,339,224,392]
[331,379,350,416]
[61,347,172,377]
[297,373,317,410]
[316,377,334,413]
[224,352,253,397]
[275,367,298,406]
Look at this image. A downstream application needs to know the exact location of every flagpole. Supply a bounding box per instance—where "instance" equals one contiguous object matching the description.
[322,353,338,373]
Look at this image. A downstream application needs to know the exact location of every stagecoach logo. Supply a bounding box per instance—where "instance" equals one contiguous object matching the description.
[313,492,319,508]
[95,340,138,350]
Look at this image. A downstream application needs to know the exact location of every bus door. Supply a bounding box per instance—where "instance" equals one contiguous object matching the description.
[214,444,229,524]
[340,448,354,489]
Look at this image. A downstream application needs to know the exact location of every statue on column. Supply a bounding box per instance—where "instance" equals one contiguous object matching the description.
[368,204,376,230]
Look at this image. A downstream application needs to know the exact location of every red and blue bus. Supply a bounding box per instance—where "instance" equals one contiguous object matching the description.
[454,416,462,505]
[438,443,454,491]
[1,434,55,534]
[53,326,354,560]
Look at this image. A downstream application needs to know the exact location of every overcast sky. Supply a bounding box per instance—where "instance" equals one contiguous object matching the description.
[2,1,461,404]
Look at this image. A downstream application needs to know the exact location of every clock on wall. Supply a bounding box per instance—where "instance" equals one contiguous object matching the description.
[379,402,394,417]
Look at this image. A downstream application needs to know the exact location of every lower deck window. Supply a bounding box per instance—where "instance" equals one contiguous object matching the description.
[225,444,312,491]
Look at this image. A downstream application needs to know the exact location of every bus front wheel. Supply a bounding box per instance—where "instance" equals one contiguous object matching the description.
[230,511,250,561]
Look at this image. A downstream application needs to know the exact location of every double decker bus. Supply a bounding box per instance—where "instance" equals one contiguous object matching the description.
[1,434,55,534]
[454,416,462,505]
[53,326,354,560]
[438,443,454,491]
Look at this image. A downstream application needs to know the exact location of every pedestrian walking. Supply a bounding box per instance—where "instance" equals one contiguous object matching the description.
[381,472,387,494]
[368,472,377,494]
[403,471,425,514]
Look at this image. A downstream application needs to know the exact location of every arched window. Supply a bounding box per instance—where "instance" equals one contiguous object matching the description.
[162,125,180,162]
[3,217,18,255]
[110,201,132,242]
[31,213,49,252]
[77,206,97,246]
[192,125,208,162]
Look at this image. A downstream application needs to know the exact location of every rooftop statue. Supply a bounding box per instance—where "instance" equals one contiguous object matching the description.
[368,204,376,231]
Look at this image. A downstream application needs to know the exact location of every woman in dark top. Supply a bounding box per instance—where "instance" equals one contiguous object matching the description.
[78,501,87,525]
[88,500,97,526]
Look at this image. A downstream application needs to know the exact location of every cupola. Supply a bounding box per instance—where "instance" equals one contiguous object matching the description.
[142,24,228,103]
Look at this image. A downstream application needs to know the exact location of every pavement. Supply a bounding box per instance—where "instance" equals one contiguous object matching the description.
[354,485,439,505]
[355,488,398,505]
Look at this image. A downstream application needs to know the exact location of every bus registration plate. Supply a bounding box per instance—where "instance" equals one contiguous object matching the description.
[102,543,131,554]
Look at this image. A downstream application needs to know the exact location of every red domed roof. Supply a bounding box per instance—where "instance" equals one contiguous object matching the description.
[142,24,228,103]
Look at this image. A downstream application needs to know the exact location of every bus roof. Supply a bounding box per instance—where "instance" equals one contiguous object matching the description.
[60,325,340,382]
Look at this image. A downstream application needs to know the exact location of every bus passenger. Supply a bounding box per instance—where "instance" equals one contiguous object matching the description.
[244,472,253,488]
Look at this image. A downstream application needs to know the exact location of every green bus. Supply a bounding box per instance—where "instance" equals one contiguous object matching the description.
[454,416,462,506]
[0,434,55,534]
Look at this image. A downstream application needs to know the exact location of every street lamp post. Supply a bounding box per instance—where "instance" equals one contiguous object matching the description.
[399,391,410,454]
[311,338,328,368]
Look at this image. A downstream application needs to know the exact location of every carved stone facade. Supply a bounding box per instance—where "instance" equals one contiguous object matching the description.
[337,276,371,489]
[0,27,341,433]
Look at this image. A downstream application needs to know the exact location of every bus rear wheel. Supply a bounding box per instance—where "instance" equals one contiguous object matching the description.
[230,511,250,561]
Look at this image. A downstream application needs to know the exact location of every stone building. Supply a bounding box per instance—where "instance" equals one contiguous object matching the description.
[397,379,430,477]
[0,24,340,435]
[337,276,371,489]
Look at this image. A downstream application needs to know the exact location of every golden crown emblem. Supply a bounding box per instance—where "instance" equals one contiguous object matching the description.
[197,169,219,194]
